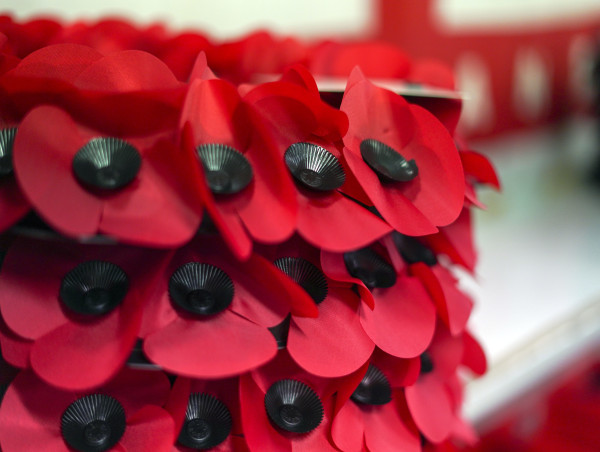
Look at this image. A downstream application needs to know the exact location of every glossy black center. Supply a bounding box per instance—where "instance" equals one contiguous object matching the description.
[177,393,232,450]
[196,144,253,194]
[72,137,141,190]
[187,419,211,441]
[60,261,129,316]
[279,405,303,427]
[284,142,345,191]
[264,379,324,434]
[343,248,397,289]
[360,138,418,183]
[351,364,392,406]
[420,353,434,374]
[169,263,234,316]
[393,232,437,266]
[274,257,328,304]
[0,127,17,177]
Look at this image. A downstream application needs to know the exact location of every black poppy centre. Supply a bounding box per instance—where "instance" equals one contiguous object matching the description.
[351,364,392,406]
[61,394,126,452]
[72,137,141,190]
[360,138,418,183]
[284,142,346,191]
[178,393,232,449]
[196,144,253,194]
[60,261,129,316]
[344,248,397,289]
[169,262,234,316]
[274,257,328,304]
[264,379,324,434]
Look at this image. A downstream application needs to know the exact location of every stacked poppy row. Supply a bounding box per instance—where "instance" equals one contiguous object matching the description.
[0,16,499,452]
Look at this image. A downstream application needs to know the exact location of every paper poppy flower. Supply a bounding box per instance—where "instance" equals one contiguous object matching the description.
[244,65,392,252]
[140,237,317,379]
[331,352,422,452]
[179,54,297,259]
[0,368,174,452]
[166,376,249,451]
[320,245,437,359]
[340,67,465,236]
[261,236,375,377]
[0,314,32,370]
[239,350,342,452]
[0,237,169,390]
[12,104,201,247]
[405,324,472,444]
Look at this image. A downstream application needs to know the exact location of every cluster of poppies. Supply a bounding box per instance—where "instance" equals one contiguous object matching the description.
[0,15,499,452]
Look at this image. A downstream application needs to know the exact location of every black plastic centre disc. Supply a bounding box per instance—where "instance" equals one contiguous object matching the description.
[420,352,434,375]
[169,262,234,316]
[264,379,324,434]
[392,232,437,266]
[61,394,126,452]
[177,393,232,450]
[0,127,17,177]
[351,364,392,405]
[274,257,328,304]
[284,142,346,191]
[343,248,397,289]
[72,137,141,190]
[60,261,129,316]
[360,138,418,183]
[196,144,253,194]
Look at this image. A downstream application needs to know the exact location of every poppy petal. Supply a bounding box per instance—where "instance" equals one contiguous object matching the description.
[405,374,454,443]
[432,266,473,336]
[424,208,475,271]
[0,179,29,232]
[12,105,102,237]
[120,405,175,452]
[363,400,420,452]
[360,276,436,358]
[320,250,375,310]
[0,371,71,451]
[0,317,32,368]
[144,312,277,378]
[288,287,375,377]
[460,150,500,190]
[239,373,291,452]
[331,399,365,452]
[371,350,421,388]
[297,191,391,252]
[30,300,141,390]
[461,330,487,376]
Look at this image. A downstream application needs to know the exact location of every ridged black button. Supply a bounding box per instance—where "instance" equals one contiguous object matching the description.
[0,127,17,177]
[360,139,418,183]
[274,257,328,304]
[344,248,396,289]
[196,144,253,194]
[393,232,437,266]
[178,393,232,450]
[351,364,392,405]
[264,379,324,433]
[284,142,345,191]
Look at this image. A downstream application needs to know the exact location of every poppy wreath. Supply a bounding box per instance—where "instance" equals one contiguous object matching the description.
[0,15,499,452]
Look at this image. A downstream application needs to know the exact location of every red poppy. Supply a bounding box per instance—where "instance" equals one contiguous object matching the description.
[0,237,169,390]
[244,65,392,252]
[12,104,201,247]
[330,350,422,452]
[166,376,249,451]
[179,54,297,259]
[0,315,32,370]
[320,246,437,359]
[0,15,61,59]
[340,67,465,236]
[0,368,174,452]
[239,350,342,451]
[140,237,317,379]
[404,324,482,444]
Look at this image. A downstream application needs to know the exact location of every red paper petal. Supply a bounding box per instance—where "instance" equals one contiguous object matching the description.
[290,397,338,452]
[12,105,102,237]
[144,312,277,378]
[424,208,476,271]
[0,371,71,451]
[297,191,391,252]
[432,266,473,336]
[99,139,200,248]
[0,317,32,368]
[288,286,375,377]
[30,300,141,390]
[462,330,487,376]
[406,374,454,443]
[0,178,29,232]
[331,398,366,452]
[460,150,500,190]
[239,373,291,452]
[360,276,436,358]
[371,350,421,388]
[363,400,421,452]
[120,405,175,452]
[429,325,464,378]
